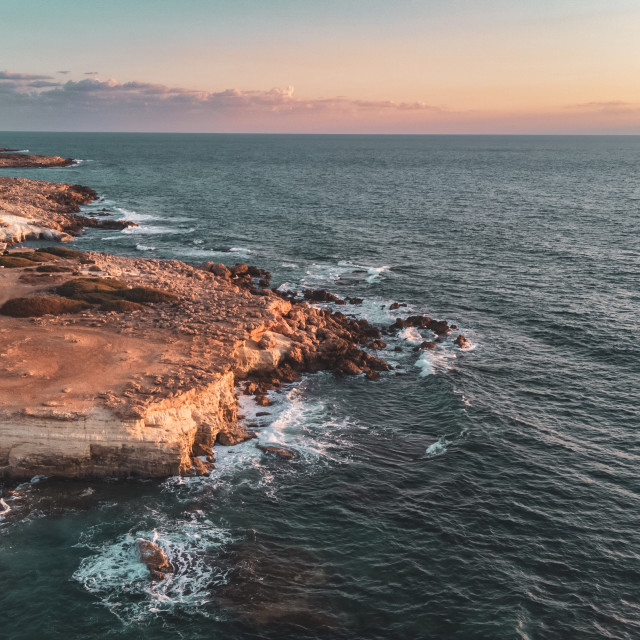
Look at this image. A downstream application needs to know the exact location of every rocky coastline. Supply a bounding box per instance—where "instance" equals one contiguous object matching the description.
[0,147,465,481]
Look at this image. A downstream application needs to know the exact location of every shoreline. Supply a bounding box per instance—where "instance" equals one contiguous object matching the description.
[0,146,465,481]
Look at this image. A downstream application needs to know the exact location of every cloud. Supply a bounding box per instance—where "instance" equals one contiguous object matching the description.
[57,70,70,75]
[0,69,637,134]
[0,70,53,81]
[84,71,99,76]
[572,100,640,113]
[28,80,61,88]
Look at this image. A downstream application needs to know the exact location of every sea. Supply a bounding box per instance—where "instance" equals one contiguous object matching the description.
[0,133,639,640]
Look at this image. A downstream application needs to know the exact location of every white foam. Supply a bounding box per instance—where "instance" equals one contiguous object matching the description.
[425,437,450,457]
[229,246,252,255]
[399,327,423,343]
[415,346,457,377]
[0,498,11,517]
[73,515,231,623]
[337,260,391,283]
[135,243,155,252]
[281,262,298,268]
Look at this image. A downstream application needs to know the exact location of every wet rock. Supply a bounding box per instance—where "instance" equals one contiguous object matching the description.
[365,369,381,381]
[136,539,173,580]
[303,289,345,305]
[255,394,274,407]
[454,334,471,349]
[190,456,214,476]
[216,430,258,446]
[337,360,363,376]
[420,341,436,350]
[256,444,295,460]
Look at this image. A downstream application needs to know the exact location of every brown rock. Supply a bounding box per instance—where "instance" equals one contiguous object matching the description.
[454,334,471,349]
[136,539,173,580]
[256,444,295,460]
[217,430,258,446]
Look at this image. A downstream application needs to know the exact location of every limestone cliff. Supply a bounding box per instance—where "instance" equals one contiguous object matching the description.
[0,248,389,479]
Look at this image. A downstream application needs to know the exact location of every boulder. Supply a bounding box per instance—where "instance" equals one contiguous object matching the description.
[256,444,295,460]
[136,539,173,580]
[454,334,471,349]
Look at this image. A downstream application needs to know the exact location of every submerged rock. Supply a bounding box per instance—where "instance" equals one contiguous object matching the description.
[256,444,295,460]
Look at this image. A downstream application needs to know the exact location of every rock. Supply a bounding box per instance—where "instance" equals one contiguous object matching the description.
[192,442,214,458]
[255,395,273,407]
[255,411,271,417]
[420,341,436,350]
[454,334,471,349]
[337,360,363,376]
[303,289,345,304]
[256,444,295,460]
[231,263,249,276]
[136,539,173,580]
[365,369,381,381]
[216,429,258,446]
[389,302,400,310]
[190,456,214,476]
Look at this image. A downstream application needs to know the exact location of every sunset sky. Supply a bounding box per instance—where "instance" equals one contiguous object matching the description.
[2,0,639,133]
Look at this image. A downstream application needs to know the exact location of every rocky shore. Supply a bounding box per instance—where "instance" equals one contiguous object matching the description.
[0,149,134,247]
[0,147,75,169]
[0,147,465,481]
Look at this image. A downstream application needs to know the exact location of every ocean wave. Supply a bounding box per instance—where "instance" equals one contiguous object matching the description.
[337,260,391,283]
[399,327,424,343]
[425,437,451,457]
[135,243,155,252]
[415,345,458,377]
[114,207,159,223]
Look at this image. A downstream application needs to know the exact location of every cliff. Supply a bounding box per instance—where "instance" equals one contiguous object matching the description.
[0,248,389,479]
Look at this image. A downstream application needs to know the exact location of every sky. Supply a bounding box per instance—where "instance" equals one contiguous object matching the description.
[1,0,639,133]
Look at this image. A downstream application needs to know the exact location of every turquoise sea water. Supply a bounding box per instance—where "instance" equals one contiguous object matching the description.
[1,133,639,639]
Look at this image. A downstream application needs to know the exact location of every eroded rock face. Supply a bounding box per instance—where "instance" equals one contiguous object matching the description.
[0,246,391,479]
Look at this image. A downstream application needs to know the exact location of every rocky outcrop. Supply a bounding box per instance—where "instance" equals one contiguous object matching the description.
[0,246,390,480]
[0,148,74,168]
[136,539,173,581]
[0,176,134,246]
